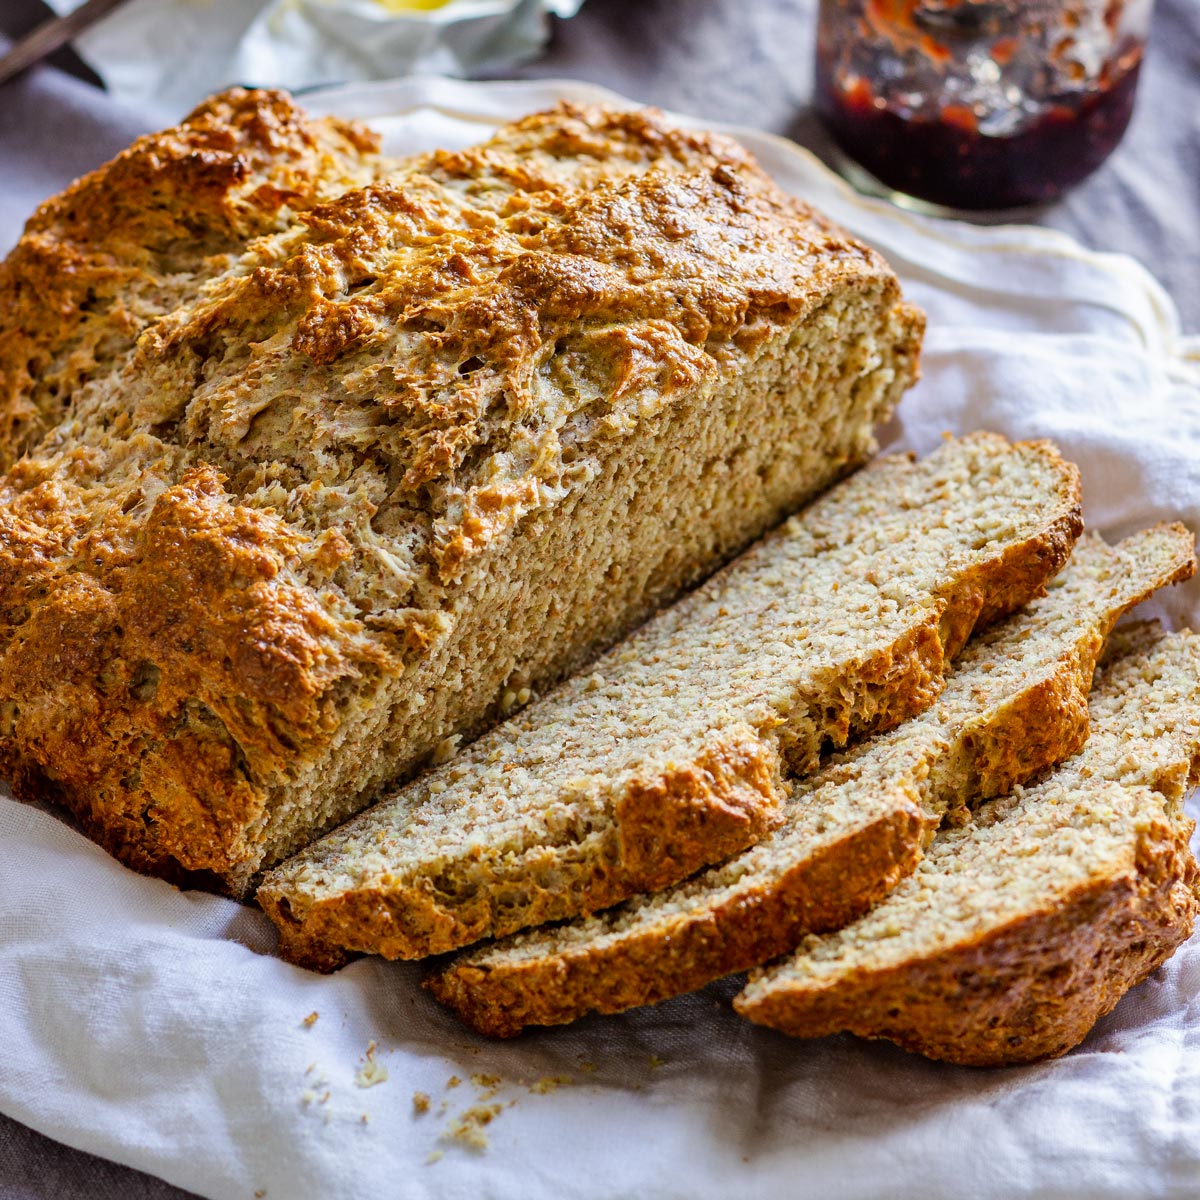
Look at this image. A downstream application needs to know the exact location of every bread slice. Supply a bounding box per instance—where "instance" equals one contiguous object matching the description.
[259,434,1083,970]
[0,89,385,471]
[0,99,924,896]
[425,526,1196,1035]
[734,624,1200,1066]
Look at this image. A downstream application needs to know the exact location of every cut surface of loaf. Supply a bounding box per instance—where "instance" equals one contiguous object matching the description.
[426,526,1196,1036]
[0,98,925,896]
[259,434,1083,970]
[735,624,1200,1066]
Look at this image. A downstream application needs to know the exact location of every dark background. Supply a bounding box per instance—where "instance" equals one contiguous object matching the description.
[2,1,1198,1197]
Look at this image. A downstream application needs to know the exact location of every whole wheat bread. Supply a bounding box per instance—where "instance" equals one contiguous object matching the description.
[259,434,1082,970]
[0,96,924,895]
[734,624,1200,1066]
[426,527,1195,1035]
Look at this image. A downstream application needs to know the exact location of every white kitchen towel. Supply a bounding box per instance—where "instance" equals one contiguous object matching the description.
[1,77,1199,1200]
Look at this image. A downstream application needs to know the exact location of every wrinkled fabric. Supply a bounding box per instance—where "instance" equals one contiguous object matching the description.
[1,75,1199,1200]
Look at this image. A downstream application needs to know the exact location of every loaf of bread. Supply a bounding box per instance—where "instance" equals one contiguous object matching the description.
[0,93,925,895]
[259,434,1083,969]
[735,624,1200,1065]
[426,526,1196,1035]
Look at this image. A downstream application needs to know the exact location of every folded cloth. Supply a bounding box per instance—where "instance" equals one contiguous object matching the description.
[0,77,1198,1200]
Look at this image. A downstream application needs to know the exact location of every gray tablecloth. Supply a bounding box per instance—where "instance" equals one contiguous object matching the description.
[1,2,1197,1197]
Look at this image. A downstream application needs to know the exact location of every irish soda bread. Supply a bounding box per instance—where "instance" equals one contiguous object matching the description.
[735,624,1200,1066]
[259,434,1082,969]
[0,93,925,895]
[426,527,1196,1035]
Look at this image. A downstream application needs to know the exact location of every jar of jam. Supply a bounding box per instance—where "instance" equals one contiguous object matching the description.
[814,1,1153,211]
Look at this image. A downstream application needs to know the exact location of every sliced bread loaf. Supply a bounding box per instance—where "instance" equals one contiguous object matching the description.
[734,624,1200,1066]
[426,526,1196,1035]
[0,99,924,896]
[259,434,1082,970]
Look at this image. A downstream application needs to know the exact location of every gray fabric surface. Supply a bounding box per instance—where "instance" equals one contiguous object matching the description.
[0,1,1197,1197]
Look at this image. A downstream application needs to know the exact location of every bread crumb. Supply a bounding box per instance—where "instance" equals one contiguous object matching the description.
[432,735,461,765]
[255,1191,265,1198]
[443,1103,502,1151]
[426,1150,443,1165]
[301,1012,319,1028]
[413,1091,431,1114]
[354,1042,388,1089]
[354,1066,387,1089]
[361,1114,369,1125]
[304,1062,316,1075]
[648,1055,665,1070]
[529,1075,572,1095]
[469,1072,503,1100]
[300,1090,317,1107]
[578,1060,597,1073]
[446,1075,461,1089]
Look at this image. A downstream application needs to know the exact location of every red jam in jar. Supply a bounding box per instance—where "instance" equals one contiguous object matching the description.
[814,0,1151,210]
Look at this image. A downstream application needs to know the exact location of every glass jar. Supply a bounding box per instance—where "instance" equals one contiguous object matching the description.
[814,0,1153,212]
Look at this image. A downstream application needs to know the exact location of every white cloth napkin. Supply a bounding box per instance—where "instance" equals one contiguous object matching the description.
[1,78,1199,1200]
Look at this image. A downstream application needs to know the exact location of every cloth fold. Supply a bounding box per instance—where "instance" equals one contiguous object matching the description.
[1,76,1199,1200]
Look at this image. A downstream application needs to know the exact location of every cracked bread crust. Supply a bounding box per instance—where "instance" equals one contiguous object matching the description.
[0,96,925,892]
[0,88,383,471]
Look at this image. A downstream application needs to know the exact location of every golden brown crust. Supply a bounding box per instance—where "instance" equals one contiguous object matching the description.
[613,730,787,890]
[0,466,394,878]
[778,607,947,775]
[136,111,897,585]
[735,812,1199,1066]
[936,637,1094,825]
